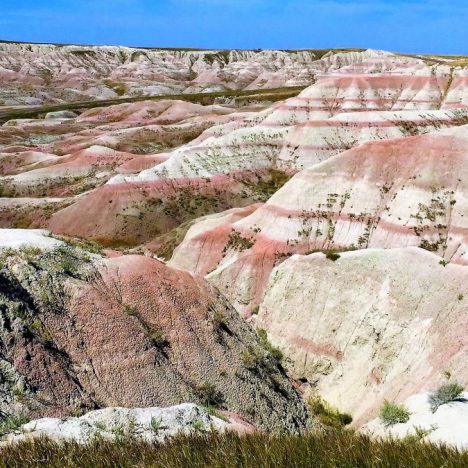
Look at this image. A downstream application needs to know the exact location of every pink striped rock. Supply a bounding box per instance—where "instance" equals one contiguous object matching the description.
[170,125,468,313]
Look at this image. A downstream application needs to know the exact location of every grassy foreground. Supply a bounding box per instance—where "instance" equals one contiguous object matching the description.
[0,430,467,468]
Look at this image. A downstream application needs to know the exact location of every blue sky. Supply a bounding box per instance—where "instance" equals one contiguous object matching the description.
[0,1,466,54]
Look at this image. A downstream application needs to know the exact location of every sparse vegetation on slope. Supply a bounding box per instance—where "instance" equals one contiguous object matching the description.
[0,243,308,432]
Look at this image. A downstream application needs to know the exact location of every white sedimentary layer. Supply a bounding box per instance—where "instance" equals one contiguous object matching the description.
[3,404,232,444]
[0,229,63,250]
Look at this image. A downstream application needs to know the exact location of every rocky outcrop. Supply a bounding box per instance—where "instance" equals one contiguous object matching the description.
[0,229,63,250]
[0,238,308,432]
[3,403,253,444]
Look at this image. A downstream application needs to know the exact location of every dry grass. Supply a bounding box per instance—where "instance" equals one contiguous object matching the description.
[0,430,467,468]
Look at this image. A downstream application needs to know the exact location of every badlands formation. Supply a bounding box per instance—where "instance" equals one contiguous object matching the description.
[0,43,467,446]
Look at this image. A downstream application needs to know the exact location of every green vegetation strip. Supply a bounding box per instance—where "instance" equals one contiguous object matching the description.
[0,86,307,123]
[0,431,467,467]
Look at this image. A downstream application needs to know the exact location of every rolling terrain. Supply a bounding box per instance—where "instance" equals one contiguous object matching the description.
[0,42,467,450]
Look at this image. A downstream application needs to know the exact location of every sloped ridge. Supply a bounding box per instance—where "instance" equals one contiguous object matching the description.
[104,55,467,186]
[47,168,288,246]
[0,244,308,432]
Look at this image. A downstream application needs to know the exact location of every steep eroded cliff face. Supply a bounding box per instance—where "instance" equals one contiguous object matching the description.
[256,248,467,424]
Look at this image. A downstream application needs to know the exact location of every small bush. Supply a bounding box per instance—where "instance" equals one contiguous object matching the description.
[204,406,229,422]
[146,328,169,349]
[325,252,341,261]
[58,237,103,255]
[123,304,139,316]
[224,230,254,252]
[241,348,263,370]
[47,245,90,277]
[194,383,224,408]
[379,401,411,427]
[191,419,206,433]
[18,246,42,262]
[308,396,352,429]
[94,421,107,432]
[429,383,464,413]
[257,329,283,363]
[0,414,30,438]
[149,416,162,434]
[212,310,228,331]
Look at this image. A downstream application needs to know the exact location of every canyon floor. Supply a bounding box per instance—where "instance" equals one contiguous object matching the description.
[0,42,467,461]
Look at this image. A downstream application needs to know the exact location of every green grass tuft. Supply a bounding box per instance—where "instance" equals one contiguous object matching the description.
[379,401,411,427]
[0,414,30,438]
[307,396,352,429]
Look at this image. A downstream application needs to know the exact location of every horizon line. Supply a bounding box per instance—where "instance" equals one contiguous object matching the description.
[1,38,465,57]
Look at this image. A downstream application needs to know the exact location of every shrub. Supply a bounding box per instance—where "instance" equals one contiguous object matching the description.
[241,348,263,370]
[123,304,139,316]
[308,396,352,429]
[146,328,169,350]
[149,416,162,434]
[429,383,464,413]
[257,328,283,363]
[224,230,254,252]
[94,421,107,432]
[18,246,42,262]
[110,423,125,439]
[204,406,229,422]
[212,311,227,329]
[58,237,103,255]
[325,252,341,261]
[194,383,224,408]
[0,414,30,438]
[47,245,90,277]
[379,401,410,427]
[191,419,206,433]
